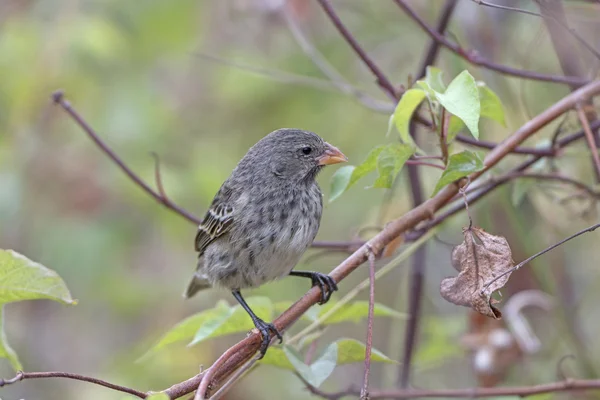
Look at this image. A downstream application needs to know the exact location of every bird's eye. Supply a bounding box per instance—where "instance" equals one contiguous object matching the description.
[301,146,312,155]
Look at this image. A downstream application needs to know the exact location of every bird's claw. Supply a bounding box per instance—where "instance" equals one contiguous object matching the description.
[309,272,338,305]
[253,318,283,358]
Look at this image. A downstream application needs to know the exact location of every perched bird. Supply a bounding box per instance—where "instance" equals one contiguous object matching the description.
[184,128,347,356]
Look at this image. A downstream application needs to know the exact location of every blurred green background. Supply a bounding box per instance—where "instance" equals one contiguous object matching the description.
[2,1,600,399]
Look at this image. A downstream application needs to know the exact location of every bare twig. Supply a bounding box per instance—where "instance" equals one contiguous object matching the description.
[315,0,399,100]
[208,354,261,400]
[0,371,146,398]
[482,222,600,292]
[398,2,457,388]
[392,0,589,86]
[455,134,557,156]
[576,105,600,179]
[361,247,377,399]
[311,378,600,399]
[404,160,445,170]
[51,90,203,226]
[474,0,600,60]
[281,6,393,113]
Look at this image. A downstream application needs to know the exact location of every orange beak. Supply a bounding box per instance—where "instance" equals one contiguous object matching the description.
[317,142,348,166]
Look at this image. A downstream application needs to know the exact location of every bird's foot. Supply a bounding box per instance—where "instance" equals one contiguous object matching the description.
[309,272,338,305]
[253,318,283,358]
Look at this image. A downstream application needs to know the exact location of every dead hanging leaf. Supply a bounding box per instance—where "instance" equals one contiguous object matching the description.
[440,226,515,318]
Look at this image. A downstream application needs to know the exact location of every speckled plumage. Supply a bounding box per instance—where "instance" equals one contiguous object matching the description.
[186,129,332,296]
[183,128,346,357]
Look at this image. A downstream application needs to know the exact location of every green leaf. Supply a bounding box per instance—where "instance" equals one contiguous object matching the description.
[423,66,446,93]
[0,250,76,371]
[478,82,506,127]
[285,344,337,388]
[0,307,21,370]
[329,165,355,203]
[392,89,426,147]
[435,70,480,139]
[432,151,485,196]
[315,301,407,325]
[446,116,465,142]
[372,144,415,188]
[0,249,76,305]
[328,146,386,202]
[335,339,396,364]
[190,296,274,345]
[139,300,231,360]
[260,346,296,370]
[261,339,395,387]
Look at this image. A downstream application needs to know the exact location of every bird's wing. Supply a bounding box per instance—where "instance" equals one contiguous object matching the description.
[195,201,235,255]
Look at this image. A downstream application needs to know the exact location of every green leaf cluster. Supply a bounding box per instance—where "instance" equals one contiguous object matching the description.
[0,250,76,370]
[329,67,506,201]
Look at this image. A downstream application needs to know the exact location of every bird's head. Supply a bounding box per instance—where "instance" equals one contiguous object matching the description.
[245,128,347,184]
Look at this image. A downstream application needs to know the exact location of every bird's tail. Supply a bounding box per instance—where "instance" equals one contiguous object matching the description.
[183,274,212,298]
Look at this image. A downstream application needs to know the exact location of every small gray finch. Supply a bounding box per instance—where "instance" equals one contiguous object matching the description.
[184,128,347,356]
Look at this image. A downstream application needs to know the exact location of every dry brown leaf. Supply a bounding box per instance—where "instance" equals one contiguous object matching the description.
[440,226,515,318]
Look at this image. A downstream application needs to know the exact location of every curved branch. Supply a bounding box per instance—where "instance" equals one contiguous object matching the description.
[308,378,600,399]
[51,90,203,226]
[315,0,399,100]
[392,0,589,86]
[0,371,146,398]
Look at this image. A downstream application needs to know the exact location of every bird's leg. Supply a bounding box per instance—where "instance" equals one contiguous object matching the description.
[288,271,338,305]
[231,290,282,358]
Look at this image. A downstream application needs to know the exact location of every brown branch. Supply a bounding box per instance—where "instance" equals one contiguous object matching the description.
[399,2,457,388]
[411,119,600,238]
[474,0,600,61]
[392,0,589,86]
[315,0,399,100]
[310,378,600,399]
[415,0,458,79]
[576,105,600,179]
[360,249,377,399]
[405,159,445,170]
[51,90,203,226]
[0,371,147,398]
[455,134,557,156]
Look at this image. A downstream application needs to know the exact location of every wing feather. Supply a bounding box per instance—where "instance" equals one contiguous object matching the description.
[195,202,234,255]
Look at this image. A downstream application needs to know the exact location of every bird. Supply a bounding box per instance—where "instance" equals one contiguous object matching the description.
[184,128,347,357]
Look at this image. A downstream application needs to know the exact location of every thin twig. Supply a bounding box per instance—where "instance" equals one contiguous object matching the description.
[482,222,600,292]
[392,0,589,86]
[0,371,146,398]
[315,0,399,100]
[361,247,377,399]
[151,152,169,200]
[576,105,600,179]
[51,90,203,225]
[208,354,261,400]
[397,2,458,388]
[311,378,600,399]
[404,160,445,170]
[280,6,393,113]
[456,134,556,156]
[473,0,600,60]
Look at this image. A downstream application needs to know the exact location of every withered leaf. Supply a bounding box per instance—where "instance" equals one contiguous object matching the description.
[440,226,515,318]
